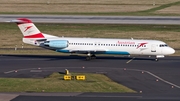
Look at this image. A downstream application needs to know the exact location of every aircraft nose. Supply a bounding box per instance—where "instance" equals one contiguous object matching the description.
[163,48,175,55]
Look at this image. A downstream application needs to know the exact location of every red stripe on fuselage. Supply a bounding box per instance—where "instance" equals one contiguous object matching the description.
[24,33,44,38]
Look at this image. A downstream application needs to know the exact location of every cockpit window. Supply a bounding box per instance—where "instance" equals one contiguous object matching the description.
[159,44,168,47]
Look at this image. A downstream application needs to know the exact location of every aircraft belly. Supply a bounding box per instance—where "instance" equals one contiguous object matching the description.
[55,45,160,55]
[103,51,130,55]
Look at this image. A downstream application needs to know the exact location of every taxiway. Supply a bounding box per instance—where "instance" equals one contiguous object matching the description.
[1,15,180,25]
[0,55,180,101]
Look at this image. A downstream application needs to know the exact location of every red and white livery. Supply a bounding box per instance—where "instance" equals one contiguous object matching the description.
[11,18,175,61]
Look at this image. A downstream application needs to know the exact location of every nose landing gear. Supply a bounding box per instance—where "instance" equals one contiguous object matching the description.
[155,55,164,62]
[155,58,159,61]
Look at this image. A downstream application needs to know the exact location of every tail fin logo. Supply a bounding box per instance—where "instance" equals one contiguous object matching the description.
[24,26,32,32]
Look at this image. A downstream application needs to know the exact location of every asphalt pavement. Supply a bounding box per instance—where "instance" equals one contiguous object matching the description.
[0,55,180,101]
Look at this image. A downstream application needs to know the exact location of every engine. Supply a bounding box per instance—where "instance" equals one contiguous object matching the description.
[44,40,68,49]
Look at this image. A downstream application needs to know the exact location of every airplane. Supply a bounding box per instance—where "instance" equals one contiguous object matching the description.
[11,18,175,61]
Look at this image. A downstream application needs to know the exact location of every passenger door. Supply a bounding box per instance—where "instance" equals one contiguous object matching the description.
[151,44,156,52]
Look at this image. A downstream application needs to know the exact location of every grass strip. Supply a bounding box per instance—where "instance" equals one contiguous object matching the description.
[0,72,135,92]
[0,1,180,16]
[138,1,180,14]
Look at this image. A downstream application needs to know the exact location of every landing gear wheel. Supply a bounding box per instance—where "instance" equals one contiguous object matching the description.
[91,54,96,59]
[86,56,91,61]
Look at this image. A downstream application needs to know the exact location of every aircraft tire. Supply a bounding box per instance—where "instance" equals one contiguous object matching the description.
[86,56,91,61]
[91,54,96,59]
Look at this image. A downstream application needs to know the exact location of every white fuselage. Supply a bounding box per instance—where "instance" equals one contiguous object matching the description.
[42,37,175,56]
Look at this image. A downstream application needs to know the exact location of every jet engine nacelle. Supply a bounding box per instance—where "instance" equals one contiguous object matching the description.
[44,40,68,48]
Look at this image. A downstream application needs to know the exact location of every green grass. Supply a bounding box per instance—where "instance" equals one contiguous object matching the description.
[1,11,180,16]
[0,1,180,16]
[0,72,135,92]
[137,1,180,15]
[36,24,180,32]
[3,23,180,34]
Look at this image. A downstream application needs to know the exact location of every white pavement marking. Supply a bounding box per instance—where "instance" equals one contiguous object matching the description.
[126,57,135,64]
[0,92,82,97]
[0,94,18,101]
[4,66,74,74]
[4,70,15,74]
[146,71,180,89]
[4,66,87,74]
[126,68,180,89]
[0,59,47,61]
[81,95,142,98]
[4,68,38,74]
[30,70,42,72]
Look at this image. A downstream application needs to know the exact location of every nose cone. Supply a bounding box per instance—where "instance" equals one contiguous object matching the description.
[163,48,175,55]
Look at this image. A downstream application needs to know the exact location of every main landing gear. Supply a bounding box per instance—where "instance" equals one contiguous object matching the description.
[155,58,159,62]
[86,53,96,61]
